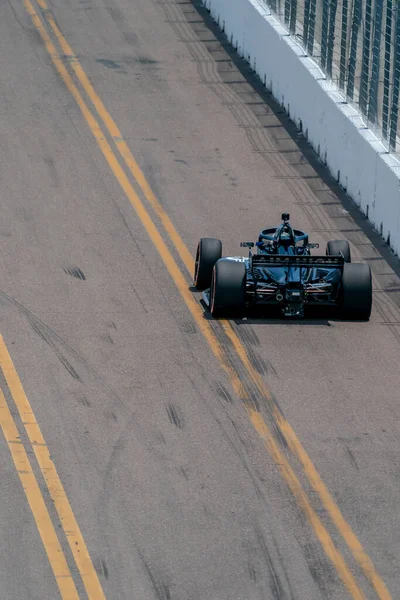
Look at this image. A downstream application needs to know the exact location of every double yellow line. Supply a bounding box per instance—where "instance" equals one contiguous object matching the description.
[0,336,106,599]
[18,0,391,598]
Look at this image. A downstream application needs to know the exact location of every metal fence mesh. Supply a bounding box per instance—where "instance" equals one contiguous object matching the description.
[263,0,400,151]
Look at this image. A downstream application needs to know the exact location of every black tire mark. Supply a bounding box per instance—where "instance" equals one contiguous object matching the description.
[178,465,189,480]
[77,395,91,407]
[27,312,83,382]
[101,559,109,580]
[344,445,359,470]
[172,0,359,239]
[248,560,257,582]
[104,410,118,423]
[44,156,60,187]
[233,324,260,347]
[302,541,337,595]
[186,371,266,499]
[215,381,234,403]
[107,6,139,46]
[181,320,197,334]
[255,528,289,600]
[139,553,172,600]
[166,403,184,428]
[209,319,288,448]
[0,289,125,406]
[63,265,86,280]
[94,557,109,580]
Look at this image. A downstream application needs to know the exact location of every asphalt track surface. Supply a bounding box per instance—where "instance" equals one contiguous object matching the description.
[0,0,400,598]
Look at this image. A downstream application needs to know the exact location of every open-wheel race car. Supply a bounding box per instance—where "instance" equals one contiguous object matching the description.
[194,213,372,319]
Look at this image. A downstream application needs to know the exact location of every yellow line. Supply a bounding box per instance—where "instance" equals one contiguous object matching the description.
[24,3,390,598]
[221,321,391,600]
[35,0,194,274]
[0,389,79,600]
[278,418,391,599]
[247,407,366,600]
[0,335,106,600]
[40,13,392,596]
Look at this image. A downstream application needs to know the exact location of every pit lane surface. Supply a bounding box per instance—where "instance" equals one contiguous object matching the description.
[0,0,399,598]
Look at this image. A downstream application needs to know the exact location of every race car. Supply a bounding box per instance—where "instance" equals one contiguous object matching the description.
[194,213,372,319]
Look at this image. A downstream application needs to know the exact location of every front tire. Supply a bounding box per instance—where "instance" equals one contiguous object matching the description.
[194,238,222,290]
[326,240,351,263]
[341,263,372,320]
[210,259,246,317]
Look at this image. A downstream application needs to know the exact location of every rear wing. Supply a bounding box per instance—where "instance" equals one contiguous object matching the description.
[251,254,345,268]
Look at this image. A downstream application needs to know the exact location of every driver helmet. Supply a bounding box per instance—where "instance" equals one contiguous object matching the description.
[274,223,295,248]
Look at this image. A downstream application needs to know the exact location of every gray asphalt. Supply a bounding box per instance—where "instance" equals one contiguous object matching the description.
[0,0,399,598]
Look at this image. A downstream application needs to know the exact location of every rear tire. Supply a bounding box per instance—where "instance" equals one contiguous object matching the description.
[210,259,246,317]
[341,263,372,320]
[194,238,222,290]
[326,240,351,263]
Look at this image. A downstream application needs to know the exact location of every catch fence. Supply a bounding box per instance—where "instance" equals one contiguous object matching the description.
[262,0,400,151]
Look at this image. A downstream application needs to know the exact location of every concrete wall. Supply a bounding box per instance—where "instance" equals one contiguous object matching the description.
[203,0,400,255]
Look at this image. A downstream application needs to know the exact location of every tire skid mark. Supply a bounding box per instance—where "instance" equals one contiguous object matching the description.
[107,5,139,47]
[374,295,400,346]
[209,319,288,448]
[27,312,83,382]
[234,324,261,347]
[177,0,347,236]
[0,289,125,405]
[233,324,277,377]
[94,557,109,580]
[375,291,400,324]
[63,265,86,280]
[241,342,270,377]
[162,1,185,23]
[185,370,266,499]
[302,541,337,595]
[214,380,234,403]
[344,445,359,471]
[186,39,212,63]
[246,526,299,600]
[166,402,184,429]
[256,529,289,600]
[138,552,172,600]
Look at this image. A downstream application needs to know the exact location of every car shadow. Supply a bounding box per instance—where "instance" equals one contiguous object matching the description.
[198,295,368,325]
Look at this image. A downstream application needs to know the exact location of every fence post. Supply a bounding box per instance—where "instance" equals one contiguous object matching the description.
[304,0,311,48]
[339,0,349,88]
[285,0,291,26]
[360,0,373,114]
[389,3,400,150]
[347,0,362,100]
[307,0,317,54]
[289,0,297,34]
[368,0,383,124]
[383,0,393,140]
[327,0,339,77]
[321,0,330,69]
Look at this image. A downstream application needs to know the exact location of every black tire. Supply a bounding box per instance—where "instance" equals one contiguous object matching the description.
[341,263,372,320]
[210,259,246,317]
[194,238,222,290]
[326,240,351,263]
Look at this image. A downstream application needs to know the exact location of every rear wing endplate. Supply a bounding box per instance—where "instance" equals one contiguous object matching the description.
[251,254,345,268]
